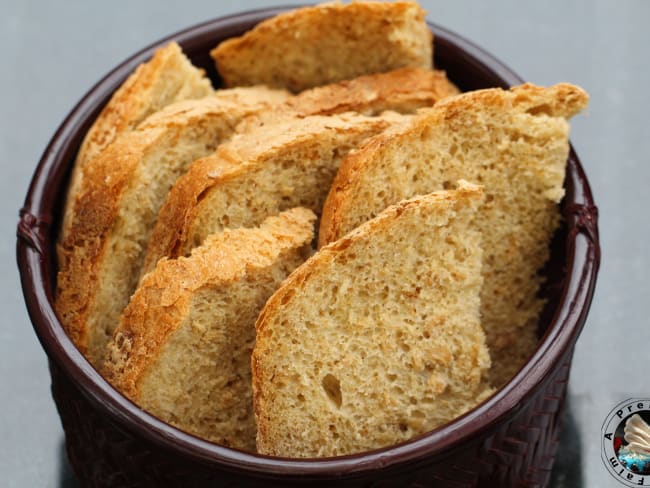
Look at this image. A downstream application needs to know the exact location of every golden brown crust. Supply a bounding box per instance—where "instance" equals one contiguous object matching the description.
[104,207,316,402]
[210,2,433,92]
[272,68,456,119]
[56,128,164,351]
[138,86,290,130]
[59,43,214,254]
[319,83,590,247]
[236,68,458,133]
[143,68,458,272]
[143,68,458,274]
[56,94,286,361]
[283,68,457,114]
[141,156,224,274]
[77,43,212,166]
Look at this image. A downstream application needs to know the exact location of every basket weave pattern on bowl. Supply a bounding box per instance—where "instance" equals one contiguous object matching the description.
[17,7,600,487]
[50,353,574,487]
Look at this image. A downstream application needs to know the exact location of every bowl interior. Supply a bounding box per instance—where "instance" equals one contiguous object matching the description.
[17,6,599,479]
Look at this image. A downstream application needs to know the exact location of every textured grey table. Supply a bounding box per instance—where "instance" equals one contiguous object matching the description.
[2,1,648,487]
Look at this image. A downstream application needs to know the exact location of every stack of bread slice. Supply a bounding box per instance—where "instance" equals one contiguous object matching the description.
[55,1,588,457]
[56,87,290,366]
[140,111,408,275]
[59,42,214,250]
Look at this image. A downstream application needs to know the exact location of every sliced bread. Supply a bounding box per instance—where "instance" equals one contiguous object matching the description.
[253,184,492,457]
[141,111,409,276]
[319,83,589,387]
[237,67,458,132]
[60,42,213,248]
[56,91,288,366]
[211,1,432,92]
[104,208,316,450]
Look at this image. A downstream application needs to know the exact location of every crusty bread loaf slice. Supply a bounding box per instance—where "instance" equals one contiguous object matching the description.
[60,42,213,248]
[211,1,433,92]
[237,68,458,132]
[319,83,589,387]
[141,111,409,276]
[253,184,492,457]
[104,208,316,450]
[77,42,214,168]
[56,91,288,367]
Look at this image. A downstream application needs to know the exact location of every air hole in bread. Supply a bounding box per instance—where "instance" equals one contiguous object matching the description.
[526,103,552,116]
[322,374,343,408]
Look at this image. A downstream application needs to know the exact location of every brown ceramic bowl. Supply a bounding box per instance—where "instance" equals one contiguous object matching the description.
[17,6,599,487]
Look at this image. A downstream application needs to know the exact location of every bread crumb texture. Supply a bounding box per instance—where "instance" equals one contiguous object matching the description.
[59,42,214,250]
[319,82,589,386]
[103,208,316,450]
[253,184,492,457]
[142,111,409,276]
[56,89,288,367]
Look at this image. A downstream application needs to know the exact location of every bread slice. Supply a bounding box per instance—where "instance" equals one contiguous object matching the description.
[237,68,458,132]
[319,83,589,387]
[60,42,213,248]
[77,42,214,168]
[211,1,432,92]
[104,208,316,450]
[56,91,289,367]
[253,184,492,457]
[141,112,408,276]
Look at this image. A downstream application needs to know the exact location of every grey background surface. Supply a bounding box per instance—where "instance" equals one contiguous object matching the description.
[2,0,648,486]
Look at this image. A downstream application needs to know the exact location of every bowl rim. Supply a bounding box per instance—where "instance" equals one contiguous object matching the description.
[16,5,600,479]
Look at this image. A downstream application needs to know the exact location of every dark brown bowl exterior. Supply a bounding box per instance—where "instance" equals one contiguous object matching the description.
[16,6,600,487]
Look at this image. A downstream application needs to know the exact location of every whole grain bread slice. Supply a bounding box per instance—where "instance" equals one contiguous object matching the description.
[103,208,316,450]
[56,90,288,367]
[141,111,408,276]
[59,42,214,249]
[253,184,492,457]
[211,1,433,92]
[319,83,589,387]
[237,68,458,132]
